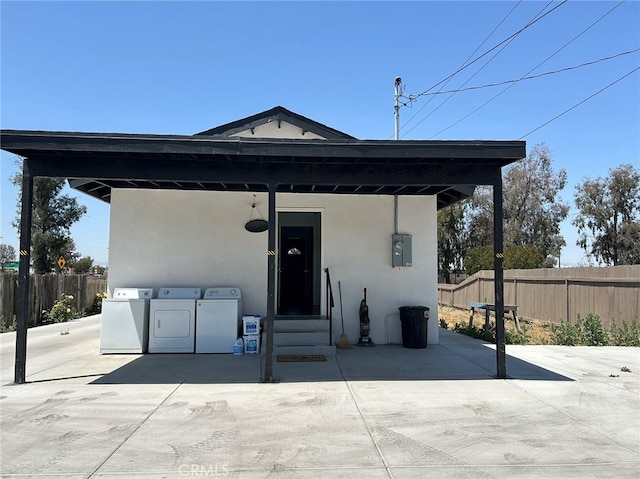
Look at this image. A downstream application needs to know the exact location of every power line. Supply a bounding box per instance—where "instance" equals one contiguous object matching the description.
[411,0,566,100]
[519,66,640,139]
[398,0,523,134]
[401,0,566,138]
[429,0,627,139]
[415,49,639,97]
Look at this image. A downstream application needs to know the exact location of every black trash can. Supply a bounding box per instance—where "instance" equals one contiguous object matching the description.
[399,306,429,349]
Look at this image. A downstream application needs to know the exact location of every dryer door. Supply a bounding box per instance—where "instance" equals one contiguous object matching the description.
[153,310,192,338]
[148,302,196,353]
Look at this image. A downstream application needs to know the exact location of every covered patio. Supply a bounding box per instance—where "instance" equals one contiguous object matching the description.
[1,110,525,384]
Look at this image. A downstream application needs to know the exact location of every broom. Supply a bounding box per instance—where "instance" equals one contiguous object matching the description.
[337,281,353,349]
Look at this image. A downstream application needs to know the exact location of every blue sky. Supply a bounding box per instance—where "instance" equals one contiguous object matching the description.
[1,0,639,267]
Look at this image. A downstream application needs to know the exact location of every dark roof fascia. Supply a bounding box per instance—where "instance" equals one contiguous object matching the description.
[0,129,526,163]
[195,106,357,139]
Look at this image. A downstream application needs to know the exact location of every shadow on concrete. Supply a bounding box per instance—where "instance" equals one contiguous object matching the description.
[89,330,572,384]
[333,344,573,382]
[91,353,263,385]
[27,373,107,384]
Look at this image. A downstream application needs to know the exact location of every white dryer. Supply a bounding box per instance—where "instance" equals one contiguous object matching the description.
[149,287,201,353]
[196,287,242,353]
[100,288,153,354]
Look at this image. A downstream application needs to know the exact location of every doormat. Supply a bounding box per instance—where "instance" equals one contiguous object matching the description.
[277,355,326,362]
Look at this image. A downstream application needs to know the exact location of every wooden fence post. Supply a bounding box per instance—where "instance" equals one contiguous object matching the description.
[565,278,570,323]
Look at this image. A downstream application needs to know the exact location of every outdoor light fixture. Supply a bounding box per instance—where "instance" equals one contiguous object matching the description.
[245,194,268,233]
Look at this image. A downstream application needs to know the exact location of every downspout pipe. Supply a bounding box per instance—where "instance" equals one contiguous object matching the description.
[394,195,398,235]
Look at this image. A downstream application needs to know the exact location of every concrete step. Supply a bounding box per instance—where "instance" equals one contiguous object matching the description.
[273,331,329,346]
[275,315,324,320]
[271,319,330,333]
[261,317,336,358]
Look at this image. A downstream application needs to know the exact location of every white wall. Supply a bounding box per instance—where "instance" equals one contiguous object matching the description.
[230,121,325,139]
[108,189,439,344]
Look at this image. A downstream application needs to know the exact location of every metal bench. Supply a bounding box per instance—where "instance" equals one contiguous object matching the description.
[469,302,521,335]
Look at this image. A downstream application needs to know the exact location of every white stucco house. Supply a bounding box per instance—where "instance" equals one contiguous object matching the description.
[107,123,439,349]
[2,106,526,383]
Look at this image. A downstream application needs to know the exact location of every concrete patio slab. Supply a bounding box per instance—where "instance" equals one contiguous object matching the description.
[1,315,638,478]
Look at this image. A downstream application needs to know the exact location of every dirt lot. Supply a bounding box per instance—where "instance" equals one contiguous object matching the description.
[438,305,555,344]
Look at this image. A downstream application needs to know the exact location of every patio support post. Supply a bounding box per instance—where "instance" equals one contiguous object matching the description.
[15,158,34,384]
[263,183,277,382]
[493,175,507,379]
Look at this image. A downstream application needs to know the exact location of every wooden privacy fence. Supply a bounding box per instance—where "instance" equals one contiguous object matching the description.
[438,265,640,328]
[0,274,107,329]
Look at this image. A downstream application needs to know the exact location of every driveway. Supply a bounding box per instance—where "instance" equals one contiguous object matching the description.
[1,315,638,478]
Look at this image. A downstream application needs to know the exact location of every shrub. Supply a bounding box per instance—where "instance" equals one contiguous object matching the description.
[578,313,608,346]
[552,319,582,346]
[42,294,79,323]
[453,322,491,341]
[90,291,107,314]
[452,319,530,344]
[552,314,640,346]
[0,316,17,333]
[609,321,640,347]
[505,323,530,345]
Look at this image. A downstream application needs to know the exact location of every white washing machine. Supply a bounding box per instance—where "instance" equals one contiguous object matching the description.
[100,288,153,354]
[196,287,243,353]
[148,287,201,353]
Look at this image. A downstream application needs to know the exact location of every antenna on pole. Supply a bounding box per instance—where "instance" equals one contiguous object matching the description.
[394,76,403,140]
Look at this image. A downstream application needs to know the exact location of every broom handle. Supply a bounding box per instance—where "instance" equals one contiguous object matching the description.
[339,281,345,330]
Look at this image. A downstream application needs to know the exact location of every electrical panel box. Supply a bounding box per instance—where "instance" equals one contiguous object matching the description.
[392,234,412,267]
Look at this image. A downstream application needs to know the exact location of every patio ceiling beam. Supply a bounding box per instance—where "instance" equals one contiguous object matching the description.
[16,152,510,188]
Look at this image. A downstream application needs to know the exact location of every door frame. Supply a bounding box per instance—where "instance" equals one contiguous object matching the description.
[277,210,323,316]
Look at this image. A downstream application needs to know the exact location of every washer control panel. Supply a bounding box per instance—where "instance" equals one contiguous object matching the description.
[203,287,241,299]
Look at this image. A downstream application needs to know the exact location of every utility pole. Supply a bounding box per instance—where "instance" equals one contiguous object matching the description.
[394,76,403,140]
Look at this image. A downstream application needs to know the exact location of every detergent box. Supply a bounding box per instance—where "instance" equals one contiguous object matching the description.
[242,315,261,336]
[243,334,260,354]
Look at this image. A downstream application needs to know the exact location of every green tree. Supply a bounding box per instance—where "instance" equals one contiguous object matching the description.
[573,164,640,265]
[466,186,494,248]
[465,244,546,276]
[11,172,87,274]
[437,201,468,283]
[504,244,545,270]
[617,222,640,265]
[464,245,493,275]
[503,143,568,266]
[464,143,568,266]
[93,265,106,275]
[0,244,17,272]
[72,256,94,274]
